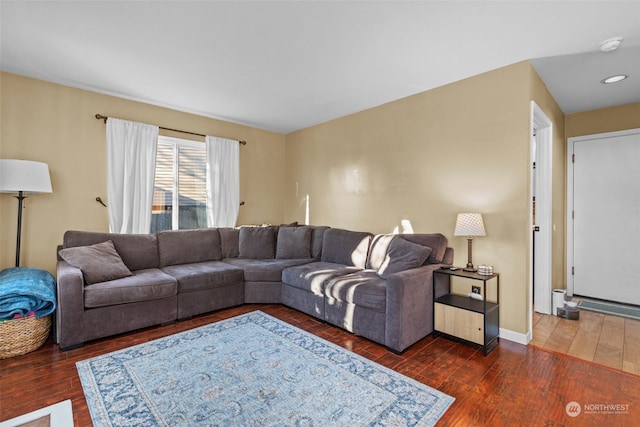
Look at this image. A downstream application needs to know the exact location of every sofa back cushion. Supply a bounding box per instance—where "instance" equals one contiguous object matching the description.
[309,225,330,259]
[239,226,278,259]
[276,226,312,259]
[320,228,372,268]
[219,227,240,258]
[63,230,159,271]
[399,233,448,264]
[157,228,222,267]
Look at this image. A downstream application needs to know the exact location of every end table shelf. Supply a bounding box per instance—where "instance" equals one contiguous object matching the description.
[433,268,500,355]
[434,293,498,314]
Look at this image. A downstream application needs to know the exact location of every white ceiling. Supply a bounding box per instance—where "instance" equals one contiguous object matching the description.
[1,1,639,134]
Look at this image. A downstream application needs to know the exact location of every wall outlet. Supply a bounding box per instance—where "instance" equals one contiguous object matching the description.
[472,286,481,295]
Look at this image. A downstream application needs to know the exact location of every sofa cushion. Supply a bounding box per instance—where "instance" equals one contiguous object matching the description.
[325,271,387,312]
[309,226,330,259]
[320,228,372,268]
[377,237,432,278]
[276,226,312,259]
[224,258,313,282]
[63,230,159,271]
[399,233,448,264]
[219,227,240,258]
[59,240,133,285]
[157,228,222,267]
[282,261,361,294]
[161,261,243,293]
[84,268,177,308]
[239,226,277,259]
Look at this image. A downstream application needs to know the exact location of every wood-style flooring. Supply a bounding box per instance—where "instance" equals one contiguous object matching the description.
[2,304,640,426]
[532,309,640,375]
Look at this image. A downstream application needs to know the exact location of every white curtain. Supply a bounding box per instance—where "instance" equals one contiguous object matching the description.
[106,118,159,234]
[205,136,239,227]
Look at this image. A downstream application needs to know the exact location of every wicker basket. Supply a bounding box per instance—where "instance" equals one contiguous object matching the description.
[0,315,51,359]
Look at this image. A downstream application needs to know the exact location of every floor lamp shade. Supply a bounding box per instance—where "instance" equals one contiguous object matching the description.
[0,159,53,266]
[454,213,486,272]
[0,160,53,194]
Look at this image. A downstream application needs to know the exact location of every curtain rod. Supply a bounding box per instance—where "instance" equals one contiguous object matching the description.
[95,114,247,145]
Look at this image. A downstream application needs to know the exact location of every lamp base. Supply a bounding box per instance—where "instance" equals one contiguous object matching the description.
[464,238,476,272]
[463,265,477,272]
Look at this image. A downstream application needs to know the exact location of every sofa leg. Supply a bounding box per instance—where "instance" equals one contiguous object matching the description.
[60,343,84,352]
[387,346,404,355]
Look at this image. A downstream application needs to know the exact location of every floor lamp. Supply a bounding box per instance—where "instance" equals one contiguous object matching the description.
[454,213,486,272]
[0,159,53,267]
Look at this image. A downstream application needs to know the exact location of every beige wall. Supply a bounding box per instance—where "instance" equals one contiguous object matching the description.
[1,61,570,338]
[565,102,640,138]
[0,72,287,274]
[285,61,565,336]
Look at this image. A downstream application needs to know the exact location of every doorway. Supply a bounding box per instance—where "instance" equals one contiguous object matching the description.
[530,101,553,330]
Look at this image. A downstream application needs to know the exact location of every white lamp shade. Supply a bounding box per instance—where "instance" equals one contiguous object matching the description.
[454,213,486,237]
[0,159,53,194]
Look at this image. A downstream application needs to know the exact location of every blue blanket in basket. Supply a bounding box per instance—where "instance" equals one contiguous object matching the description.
[0,267,57,319]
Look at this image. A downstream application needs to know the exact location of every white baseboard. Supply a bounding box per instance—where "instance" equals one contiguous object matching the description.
[499,328,531,345]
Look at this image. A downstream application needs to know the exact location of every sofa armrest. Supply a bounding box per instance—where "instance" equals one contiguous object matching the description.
[56,260,86,349]
[442,247,454,265]
[384,263,443,352]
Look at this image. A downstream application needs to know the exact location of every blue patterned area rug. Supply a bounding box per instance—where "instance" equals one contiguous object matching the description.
[77,311,454,426]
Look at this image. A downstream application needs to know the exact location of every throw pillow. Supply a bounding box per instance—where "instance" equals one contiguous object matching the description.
[59,240,133,285]
[377,237,432,278]
[238,226,277,259]
[276,226,312,259]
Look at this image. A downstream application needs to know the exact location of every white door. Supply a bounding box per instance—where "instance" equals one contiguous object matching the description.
[569,129,640,305]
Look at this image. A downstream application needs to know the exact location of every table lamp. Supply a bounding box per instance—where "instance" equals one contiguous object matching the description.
[454,213,486,272]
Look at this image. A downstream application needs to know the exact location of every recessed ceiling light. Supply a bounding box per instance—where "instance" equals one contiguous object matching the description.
[601,74,628,84]
[600,37,624,52]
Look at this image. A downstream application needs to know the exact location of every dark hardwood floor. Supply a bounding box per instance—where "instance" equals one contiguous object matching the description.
[2,304,639,426]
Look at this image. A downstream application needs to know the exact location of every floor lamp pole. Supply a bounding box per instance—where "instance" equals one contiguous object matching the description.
[14,191,26,267]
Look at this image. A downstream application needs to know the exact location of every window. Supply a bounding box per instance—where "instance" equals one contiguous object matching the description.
[151,136,207,232]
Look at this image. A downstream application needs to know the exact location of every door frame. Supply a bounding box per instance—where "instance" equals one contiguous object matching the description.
[566,128,640,296]
[529,101,553,332]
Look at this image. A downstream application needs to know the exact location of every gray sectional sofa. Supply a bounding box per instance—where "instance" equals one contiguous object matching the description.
[55,225,453,352]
